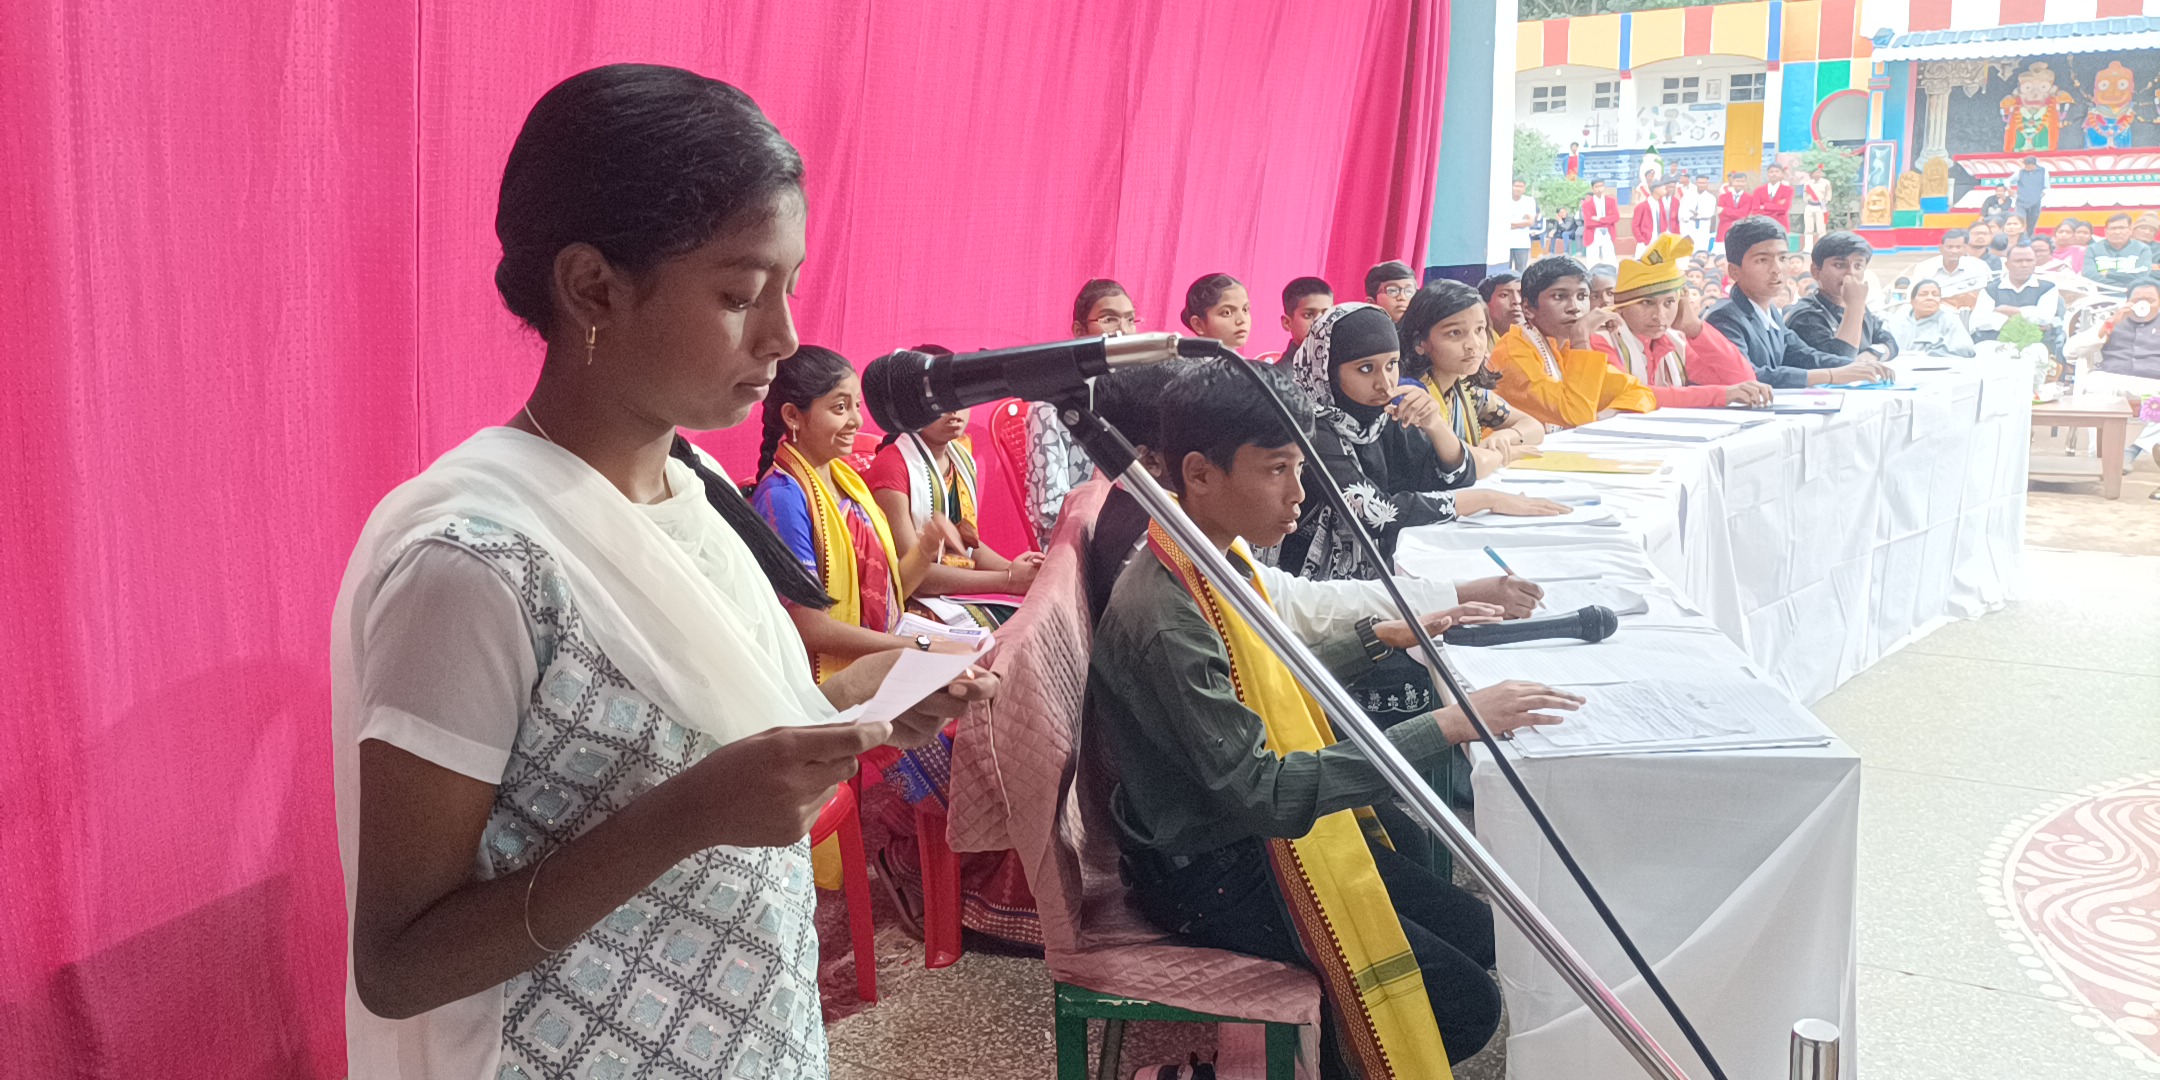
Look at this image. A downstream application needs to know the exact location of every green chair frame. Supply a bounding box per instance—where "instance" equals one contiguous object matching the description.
[1054,981,1299,1080]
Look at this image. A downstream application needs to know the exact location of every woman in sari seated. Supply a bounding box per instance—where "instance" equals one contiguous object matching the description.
[1885,280,1977,359]
[865,357,1044,627]
[751,345,955,676]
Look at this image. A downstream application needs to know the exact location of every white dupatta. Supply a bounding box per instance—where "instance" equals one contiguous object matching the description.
[331,427,833,750]
[893,431,978,532]
[1605,320,1688,390]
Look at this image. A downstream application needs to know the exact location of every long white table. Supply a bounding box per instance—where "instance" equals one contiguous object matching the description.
[1392,360,2029,1079]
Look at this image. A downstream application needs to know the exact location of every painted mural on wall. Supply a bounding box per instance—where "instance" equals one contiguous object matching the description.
[1635,104,1726,148]
[1933,50,2160,155]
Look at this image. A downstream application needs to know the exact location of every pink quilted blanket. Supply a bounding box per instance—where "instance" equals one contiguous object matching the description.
[946,476,1321,1031]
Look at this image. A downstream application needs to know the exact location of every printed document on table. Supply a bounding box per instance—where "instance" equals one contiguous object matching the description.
[1574,416,1766,443]
[1509,677,1830,759]
[1434,631,1756,689]
[898,611,992,645]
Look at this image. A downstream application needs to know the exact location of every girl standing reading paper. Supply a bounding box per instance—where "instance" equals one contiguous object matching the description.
[333,65,994,1080]
[1489,255,1659,428]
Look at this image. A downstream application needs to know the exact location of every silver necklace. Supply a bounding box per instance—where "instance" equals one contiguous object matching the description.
[521,404,555,444]
[523,404,673,499]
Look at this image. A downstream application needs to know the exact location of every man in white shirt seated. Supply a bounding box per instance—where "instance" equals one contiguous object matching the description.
[1910,229,1993,318]
[1971,242,2064,350]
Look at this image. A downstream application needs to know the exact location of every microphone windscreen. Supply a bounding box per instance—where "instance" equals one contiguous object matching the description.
[1581,604,1619,643]
[861,350,938,434]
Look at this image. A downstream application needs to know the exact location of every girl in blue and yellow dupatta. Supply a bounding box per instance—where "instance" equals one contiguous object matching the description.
[751,345,1041,946]
[751,346,950,680]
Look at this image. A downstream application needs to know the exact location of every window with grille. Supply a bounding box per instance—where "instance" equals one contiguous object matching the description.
[1530,84,1568,114]
[1661,76,1700,105]
[1729,73,1766,103]
[1593,81,1619,109]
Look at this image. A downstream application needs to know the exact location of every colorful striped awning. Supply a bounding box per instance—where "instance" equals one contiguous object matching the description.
[1517,0,1874,72]
[1866,0,2153,38]
[1873,17,2160,60]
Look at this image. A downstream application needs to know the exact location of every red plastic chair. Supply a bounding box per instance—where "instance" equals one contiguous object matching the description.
[855,749,968,971]
[846,432,884,477]
[811,778,879,1003]
[985,399,1038,549]
[915,802,965,968]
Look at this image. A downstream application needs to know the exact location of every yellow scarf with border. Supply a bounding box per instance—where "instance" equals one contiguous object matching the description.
[773,441,903,683]
[1147,522,1453,1079]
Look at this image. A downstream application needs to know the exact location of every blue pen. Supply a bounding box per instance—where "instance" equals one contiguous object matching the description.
[1483,546,1516,577]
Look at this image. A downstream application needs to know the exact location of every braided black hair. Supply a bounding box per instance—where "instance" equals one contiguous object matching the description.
[756,345,856,480]
[668,436,834,610]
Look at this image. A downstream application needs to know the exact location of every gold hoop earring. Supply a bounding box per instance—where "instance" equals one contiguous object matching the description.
[585,325,598,365]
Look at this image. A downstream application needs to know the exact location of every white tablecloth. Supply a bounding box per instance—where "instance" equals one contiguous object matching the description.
[1389,360,2029,1078]
[1411,357,2030,706]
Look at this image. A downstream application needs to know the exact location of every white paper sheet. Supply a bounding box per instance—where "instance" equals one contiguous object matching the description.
[1437,631,1758,689]
[1534,581,1650,617]
[1573,416,1766,443]
[897,611,992,645]
[1458,504,1620,528]
[833,636,993,726]
[1510,677,1829,758]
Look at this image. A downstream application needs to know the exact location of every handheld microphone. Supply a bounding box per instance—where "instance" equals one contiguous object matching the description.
[1442,605,1619,647]
[861,333,1218,433]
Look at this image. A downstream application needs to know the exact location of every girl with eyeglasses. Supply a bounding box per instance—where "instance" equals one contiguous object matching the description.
[1022,279,1139,543]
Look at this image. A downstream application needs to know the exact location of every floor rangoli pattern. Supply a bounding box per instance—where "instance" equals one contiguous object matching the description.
[1988,773,2160,1074]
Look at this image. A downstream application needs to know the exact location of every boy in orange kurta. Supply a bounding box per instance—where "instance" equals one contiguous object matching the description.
[1490,255,1658,428]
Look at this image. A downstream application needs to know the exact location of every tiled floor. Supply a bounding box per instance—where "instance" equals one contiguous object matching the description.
[824,542,2160,1079]
[1812,545,2160,1080]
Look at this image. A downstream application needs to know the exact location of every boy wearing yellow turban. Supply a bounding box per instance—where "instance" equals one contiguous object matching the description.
[1606,234,1773,408]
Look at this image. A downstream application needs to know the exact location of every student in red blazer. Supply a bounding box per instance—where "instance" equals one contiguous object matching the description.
[1752,163,1794,230]
[1630,180,1673,247]
[1581,179,1620,264]
[1715,171,1758,252]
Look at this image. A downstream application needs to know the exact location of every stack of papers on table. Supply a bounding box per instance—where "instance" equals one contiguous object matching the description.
[1574,414,1771,443]
[1458,504,1620,528]
[1509,677,1830,759]
[1509,451,1664,474]
[1533,581,1650,617]
[1484,477,1604,505]
[1770,390,1845,414]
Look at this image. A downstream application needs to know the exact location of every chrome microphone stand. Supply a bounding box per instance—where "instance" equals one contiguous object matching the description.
[1051,398,1696,1080]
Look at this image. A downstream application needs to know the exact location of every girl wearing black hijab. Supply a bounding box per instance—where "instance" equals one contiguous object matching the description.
[1276,302,1480,582]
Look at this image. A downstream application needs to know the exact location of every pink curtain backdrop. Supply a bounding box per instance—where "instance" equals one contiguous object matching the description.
[0,1,1447,1074]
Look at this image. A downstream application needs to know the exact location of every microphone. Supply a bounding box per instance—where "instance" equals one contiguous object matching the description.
[861,333,1217,433]
[1442,605,1619,648]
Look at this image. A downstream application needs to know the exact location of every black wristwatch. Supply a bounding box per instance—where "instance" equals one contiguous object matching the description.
[912,634,933,652]
[1354,616,1394,664]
